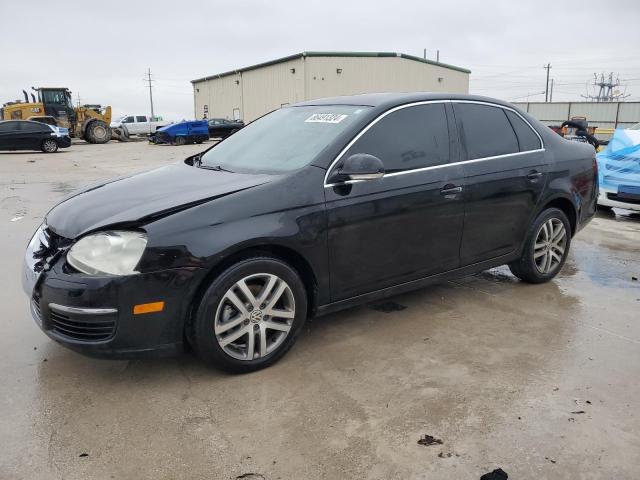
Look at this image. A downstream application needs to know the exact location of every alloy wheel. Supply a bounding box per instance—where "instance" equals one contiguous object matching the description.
[533,218,567,274]
[214,273,295,361]
[43,140,57,152]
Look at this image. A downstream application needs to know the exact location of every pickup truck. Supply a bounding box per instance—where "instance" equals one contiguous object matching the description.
[110,115,169,136]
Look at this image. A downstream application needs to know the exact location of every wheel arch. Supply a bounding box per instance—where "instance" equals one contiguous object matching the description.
[539,195,578,236]
[80,118,95,137]
[187,243,319,331]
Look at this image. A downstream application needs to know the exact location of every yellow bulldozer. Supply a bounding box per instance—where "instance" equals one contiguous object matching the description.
[1,87,119,143]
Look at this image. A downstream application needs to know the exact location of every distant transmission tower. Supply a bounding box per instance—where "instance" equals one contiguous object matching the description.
[582,73,630,102]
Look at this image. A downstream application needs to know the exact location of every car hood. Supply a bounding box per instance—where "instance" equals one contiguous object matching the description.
[46,162,272,239]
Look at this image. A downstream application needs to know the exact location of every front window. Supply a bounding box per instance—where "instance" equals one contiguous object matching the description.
[42,90,70,106]
[199,105,370,173]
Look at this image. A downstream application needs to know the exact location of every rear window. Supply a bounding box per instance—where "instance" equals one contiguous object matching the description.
[453,103,519,160]
[20,122,46,133]
[0,122,18,132]
[504,110,541,152]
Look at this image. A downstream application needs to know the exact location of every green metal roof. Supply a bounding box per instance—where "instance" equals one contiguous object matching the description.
[191,51,471,83]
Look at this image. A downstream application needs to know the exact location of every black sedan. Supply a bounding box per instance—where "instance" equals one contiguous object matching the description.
[207,118,244,139]
[0,120,71,153]
[23,93,597,372]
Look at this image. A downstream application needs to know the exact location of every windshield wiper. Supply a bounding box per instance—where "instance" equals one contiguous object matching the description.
[198,164,235,173]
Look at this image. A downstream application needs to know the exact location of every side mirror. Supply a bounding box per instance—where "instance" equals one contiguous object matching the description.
[332,154,385,183]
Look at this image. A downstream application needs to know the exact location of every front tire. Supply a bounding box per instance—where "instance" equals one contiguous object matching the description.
[41,139,58,153]
[188,257,307,373]
[174,136,186,146]
[509,208,571,283]
[85,120,111,144]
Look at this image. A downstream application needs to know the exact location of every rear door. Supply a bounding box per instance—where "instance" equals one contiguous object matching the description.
[0,121,21,149]
[452,102,547,265]
[135,116,148,134]
[8,122,36,149]
[325,102,465,301]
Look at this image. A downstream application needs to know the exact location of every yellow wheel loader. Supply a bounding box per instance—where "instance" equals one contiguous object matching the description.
[1,87,125,143]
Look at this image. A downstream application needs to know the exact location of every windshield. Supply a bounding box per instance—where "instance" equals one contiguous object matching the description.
[199,105,370,173]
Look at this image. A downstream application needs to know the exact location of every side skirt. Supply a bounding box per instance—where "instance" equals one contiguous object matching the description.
[314,252,519,317]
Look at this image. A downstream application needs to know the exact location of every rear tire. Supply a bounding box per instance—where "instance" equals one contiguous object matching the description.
[509,207,571,284]
[188,257,307,373]
[84,120,111,144]
[41,139,58,153]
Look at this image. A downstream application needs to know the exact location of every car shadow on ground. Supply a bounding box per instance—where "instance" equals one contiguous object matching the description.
[597,208,640,223]
[31,269,572,391]
[0,150,69,155]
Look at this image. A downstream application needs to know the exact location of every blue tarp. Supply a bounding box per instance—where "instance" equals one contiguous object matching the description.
[596,129,640,193]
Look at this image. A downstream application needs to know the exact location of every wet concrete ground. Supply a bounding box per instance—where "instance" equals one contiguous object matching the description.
[1,142,639,479]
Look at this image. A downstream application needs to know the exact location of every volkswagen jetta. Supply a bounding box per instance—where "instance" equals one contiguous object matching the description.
[22,93,598,372]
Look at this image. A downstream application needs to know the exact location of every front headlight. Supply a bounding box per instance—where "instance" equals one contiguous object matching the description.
[67,231,147,275]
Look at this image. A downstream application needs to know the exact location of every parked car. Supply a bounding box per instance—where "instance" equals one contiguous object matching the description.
[150,120,209,145]
[22,93,597,372]
[596,127,640,212]
[27,116,58,127]
[0,120,71,153]
[110,115,169,136]
[207,118,244,139]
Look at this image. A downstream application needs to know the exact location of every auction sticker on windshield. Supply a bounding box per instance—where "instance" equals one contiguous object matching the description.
[305,113,348,123]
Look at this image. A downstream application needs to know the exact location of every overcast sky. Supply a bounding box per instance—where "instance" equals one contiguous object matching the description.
[2,0,639,120]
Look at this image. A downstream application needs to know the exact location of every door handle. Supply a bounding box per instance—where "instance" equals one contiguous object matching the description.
[440,185,463,196]
[527,170,543,181]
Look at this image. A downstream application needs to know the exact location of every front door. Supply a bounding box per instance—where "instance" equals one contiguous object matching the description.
[325,102,465,301]
[452,102,548,265]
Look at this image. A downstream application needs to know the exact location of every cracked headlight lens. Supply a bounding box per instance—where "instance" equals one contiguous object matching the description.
[67,231,147,275]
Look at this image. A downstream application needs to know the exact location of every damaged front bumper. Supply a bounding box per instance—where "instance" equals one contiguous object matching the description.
[23,226,203,358]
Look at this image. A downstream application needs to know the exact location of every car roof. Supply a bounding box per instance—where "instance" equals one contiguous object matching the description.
[0,119,46,124]
[291,92,516,110]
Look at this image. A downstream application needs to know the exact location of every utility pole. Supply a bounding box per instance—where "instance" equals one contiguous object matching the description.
[544,63,552,102]
[144,68,155,120]
[76,92,81,107]
[423,48,427,60]
[550,79,554,102]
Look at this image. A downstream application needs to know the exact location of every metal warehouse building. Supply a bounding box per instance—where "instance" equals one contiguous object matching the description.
[191,51,471,122]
